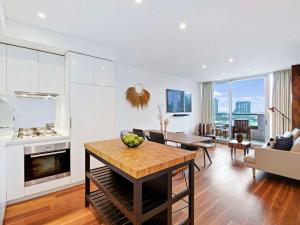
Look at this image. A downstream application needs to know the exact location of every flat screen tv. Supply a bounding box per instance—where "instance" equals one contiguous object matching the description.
[166,89,192,113]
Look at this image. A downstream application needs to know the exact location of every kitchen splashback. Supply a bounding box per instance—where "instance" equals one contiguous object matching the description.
[13,97,56,129]
[0,97,14,129]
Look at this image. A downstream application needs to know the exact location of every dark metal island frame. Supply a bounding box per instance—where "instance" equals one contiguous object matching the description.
[84,139,196,225]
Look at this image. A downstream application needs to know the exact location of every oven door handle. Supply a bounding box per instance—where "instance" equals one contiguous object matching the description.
[30,150,67,158]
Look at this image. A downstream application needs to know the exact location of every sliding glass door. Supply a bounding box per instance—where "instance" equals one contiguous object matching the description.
[213,76,268,143]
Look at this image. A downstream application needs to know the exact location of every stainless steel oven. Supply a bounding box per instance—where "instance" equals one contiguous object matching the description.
[24,142,70,187]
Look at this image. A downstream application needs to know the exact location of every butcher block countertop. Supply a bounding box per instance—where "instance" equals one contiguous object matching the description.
[84,139,196,179]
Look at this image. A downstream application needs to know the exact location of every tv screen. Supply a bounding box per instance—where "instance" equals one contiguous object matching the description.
[166,89,184,112]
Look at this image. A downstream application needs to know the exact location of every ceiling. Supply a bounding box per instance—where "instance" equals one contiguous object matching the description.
[2,0,300,81]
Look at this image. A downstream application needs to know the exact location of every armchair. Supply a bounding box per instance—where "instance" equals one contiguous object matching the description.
[232,120,251,141]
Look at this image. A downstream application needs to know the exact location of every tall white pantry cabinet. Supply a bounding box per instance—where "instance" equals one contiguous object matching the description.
[67,52,115,183]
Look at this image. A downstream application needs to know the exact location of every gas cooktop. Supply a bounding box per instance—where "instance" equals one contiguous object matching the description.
[15,127,59,139]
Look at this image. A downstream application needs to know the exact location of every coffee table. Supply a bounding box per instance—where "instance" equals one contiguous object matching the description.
[228,140,251,157]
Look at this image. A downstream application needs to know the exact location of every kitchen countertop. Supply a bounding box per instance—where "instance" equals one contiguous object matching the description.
[0,134,70,147]
[84,139,196,179]
[6,135,70,146]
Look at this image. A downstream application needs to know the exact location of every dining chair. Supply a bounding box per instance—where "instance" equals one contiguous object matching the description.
[180,144,201,171]
[198,123,217,146]
[132,128,146,139]
[172,165,189,214]
[149,131,165,144]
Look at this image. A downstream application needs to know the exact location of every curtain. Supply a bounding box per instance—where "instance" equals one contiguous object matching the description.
[201,82,213,123]
[272,69,292,136]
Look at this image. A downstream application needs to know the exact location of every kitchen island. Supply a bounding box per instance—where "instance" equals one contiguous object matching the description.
[84,139,196,225]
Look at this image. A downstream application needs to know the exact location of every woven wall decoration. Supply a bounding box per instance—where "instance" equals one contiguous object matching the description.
[126,83,150,109]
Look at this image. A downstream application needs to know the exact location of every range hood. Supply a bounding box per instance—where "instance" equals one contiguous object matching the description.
[14,91,59,99]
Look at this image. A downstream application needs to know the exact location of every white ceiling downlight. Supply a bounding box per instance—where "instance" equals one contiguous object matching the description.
[37,12,46,19]
[179,22,187,30]
[228,58,234,63]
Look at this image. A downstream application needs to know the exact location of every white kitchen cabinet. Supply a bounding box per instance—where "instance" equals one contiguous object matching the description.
[0,44,6,95]
[70,83,115,183]
[7,46,39,92]
[94,59,114,87]
[5,145,24,201]
[0,143,6,223]
[69,52,94,85]
[69,52,114,87]
[38,52,65,95]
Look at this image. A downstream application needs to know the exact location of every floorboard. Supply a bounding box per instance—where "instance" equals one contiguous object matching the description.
[4,144,300,225]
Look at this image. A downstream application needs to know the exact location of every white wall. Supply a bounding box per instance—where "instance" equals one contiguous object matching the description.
[115,64,200,135]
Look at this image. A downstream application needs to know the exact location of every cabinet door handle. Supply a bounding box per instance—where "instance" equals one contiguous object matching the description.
[31,150,66,158]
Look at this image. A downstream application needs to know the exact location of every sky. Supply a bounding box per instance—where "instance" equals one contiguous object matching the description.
[213,78,265,114]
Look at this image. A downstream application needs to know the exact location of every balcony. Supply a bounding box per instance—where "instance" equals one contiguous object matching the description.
[213,113,265,144]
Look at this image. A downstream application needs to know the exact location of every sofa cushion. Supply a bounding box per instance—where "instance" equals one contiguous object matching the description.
[292,128,300,141]
[291,136,300,152]
[274,136,293,151]
[244,152,255,164]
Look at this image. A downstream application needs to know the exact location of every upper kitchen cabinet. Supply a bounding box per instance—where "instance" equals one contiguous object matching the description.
[94,58,114,87]
[7,45,39,92]
[0,44,6,95]
[69,52,94,85]
[69,52,115,86]
[38,52,65,95]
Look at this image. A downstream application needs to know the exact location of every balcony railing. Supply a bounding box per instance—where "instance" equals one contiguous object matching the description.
[213,113,265,141]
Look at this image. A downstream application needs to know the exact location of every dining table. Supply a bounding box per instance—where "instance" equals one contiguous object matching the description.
[144,130,213,170]
[144,129,212,145]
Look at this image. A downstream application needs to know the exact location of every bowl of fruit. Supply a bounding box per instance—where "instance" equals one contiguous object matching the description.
[120,130,144,148]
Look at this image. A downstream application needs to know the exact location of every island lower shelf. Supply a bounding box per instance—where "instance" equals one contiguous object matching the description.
[87,166,167,218]
[87,189,132,225]
[86,165,191,224]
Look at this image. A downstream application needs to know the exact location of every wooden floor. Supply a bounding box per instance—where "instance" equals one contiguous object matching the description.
[4,144,300,225]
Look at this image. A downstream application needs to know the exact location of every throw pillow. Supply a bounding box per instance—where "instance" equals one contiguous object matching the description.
[266,138,276,149]
[292,128,300,141]
[273,136,293,151]
[291,136,300,152]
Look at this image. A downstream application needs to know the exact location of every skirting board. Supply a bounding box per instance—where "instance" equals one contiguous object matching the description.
[6,180,84,205]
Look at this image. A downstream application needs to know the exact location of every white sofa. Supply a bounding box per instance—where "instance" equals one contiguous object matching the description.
[245,144,300,180]
[245,128,300,180]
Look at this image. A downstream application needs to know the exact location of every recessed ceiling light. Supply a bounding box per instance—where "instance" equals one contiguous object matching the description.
[245,68,251,72]
[135,0,143,4]
[101,66,106,70]
[228,58,234,63]
[222,73,226,76]
[37,12,46,19]
[202,65,207,69]
[179,22,187,30]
